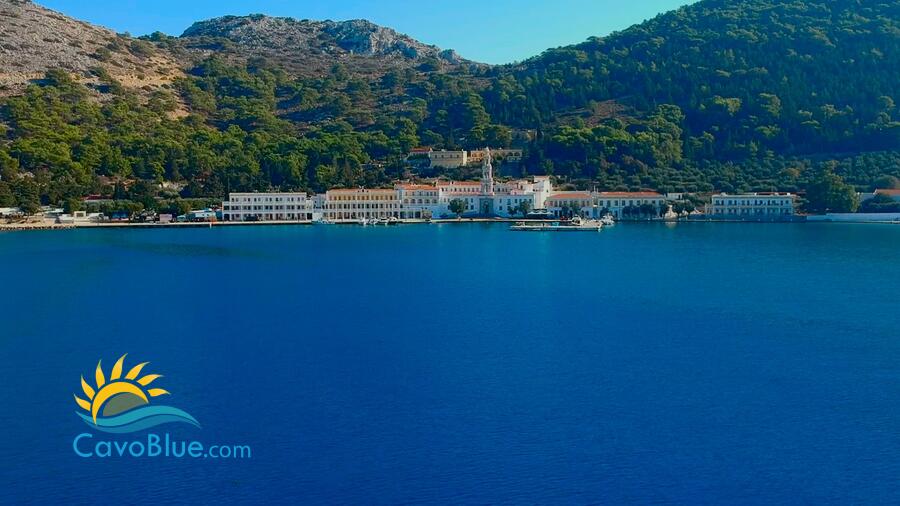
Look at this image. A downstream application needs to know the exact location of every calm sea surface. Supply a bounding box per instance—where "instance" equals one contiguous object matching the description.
[2,222,900,504]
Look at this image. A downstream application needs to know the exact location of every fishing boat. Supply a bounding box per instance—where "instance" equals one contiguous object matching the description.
[510,216,602,232]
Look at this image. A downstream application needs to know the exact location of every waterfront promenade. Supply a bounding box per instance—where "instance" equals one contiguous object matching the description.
[4,216,900,232]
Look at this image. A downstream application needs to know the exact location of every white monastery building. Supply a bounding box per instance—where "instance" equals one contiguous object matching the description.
[222,150,731,223]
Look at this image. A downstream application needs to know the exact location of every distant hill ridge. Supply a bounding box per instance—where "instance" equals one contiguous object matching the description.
[181,15,465,63]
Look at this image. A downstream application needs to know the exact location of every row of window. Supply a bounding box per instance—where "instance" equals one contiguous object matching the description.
[326,203,399,209]
[441,187,480,193]
[224,205,311,211]
[229,196,307,203]
[225,213,313,220]
[713,200,792,206]
[329,194,396,201]
[713,208,792,215]
[547,199,663,208]
[327,212,400,218]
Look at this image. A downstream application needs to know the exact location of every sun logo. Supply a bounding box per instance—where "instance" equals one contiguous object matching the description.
[74,354,169,423]
[74,355,199,433]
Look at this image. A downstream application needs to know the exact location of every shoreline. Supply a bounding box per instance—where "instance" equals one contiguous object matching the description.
[2,217,898,233]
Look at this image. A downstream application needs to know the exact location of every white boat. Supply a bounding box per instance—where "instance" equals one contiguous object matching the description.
[600,215,616,226]
[526,209,554,220]
[510,216,602,232]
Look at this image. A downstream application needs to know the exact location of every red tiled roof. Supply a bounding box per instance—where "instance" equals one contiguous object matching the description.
[597,192,663,198]
[328,188,395,194]
[548,192,592,199]
[397,184,436,190]
[875,189,900,196]
[438,181,481,186]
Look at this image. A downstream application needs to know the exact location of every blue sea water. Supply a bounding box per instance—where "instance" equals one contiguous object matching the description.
[1,222,900,504]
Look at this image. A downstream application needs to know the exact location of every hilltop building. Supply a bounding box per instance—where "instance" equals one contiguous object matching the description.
[423,147,524,169]
[428,150,467,168]
[468,148,523,164]
[874,189,900,202]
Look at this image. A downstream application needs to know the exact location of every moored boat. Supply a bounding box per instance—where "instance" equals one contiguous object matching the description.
[510,216,602,232]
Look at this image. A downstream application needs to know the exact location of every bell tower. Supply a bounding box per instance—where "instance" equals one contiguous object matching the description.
[480,147,494,196]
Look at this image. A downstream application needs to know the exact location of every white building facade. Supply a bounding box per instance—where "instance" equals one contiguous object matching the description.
[434,150,551,217]
[397,184,441,219]
[396,149,552,218]
[221,192,315,222]
[323,188,401,221]
[221,150,554,222]
[545,191,666,219]
[594,192,667,219]
[545,192,594,218]
[706,193,796,219]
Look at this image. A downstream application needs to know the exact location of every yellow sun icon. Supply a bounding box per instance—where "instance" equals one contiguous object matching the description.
[74,354,170,424]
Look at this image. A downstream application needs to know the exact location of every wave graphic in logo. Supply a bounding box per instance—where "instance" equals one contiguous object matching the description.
[75,405,201,433]
[74,355,200,434]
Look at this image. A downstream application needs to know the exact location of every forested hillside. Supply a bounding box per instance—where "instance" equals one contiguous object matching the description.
[486,0,900,190]
[0,0,898,212]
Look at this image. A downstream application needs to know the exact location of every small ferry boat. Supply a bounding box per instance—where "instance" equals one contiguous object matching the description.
[526,209,554,220]
[510,216,602,232]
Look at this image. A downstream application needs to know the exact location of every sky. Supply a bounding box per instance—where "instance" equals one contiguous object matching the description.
[38,0,694,64]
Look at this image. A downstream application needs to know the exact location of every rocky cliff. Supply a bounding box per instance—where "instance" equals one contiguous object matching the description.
[181,15,469,76]
[0,0,182,96]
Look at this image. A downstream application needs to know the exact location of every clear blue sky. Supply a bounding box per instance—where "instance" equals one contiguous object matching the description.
[38,0,694,64]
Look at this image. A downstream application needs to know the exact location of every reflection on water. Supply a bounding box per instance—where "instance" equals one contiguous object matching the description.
[2,223,900,504]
